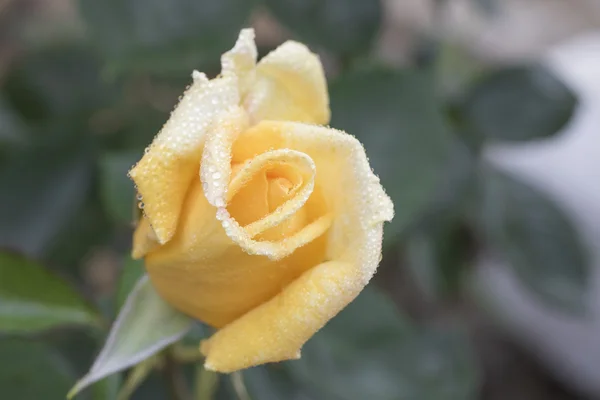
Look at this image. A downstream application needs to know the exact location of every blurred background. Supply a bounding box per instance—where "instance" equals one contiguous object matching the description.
[1,0,600,399]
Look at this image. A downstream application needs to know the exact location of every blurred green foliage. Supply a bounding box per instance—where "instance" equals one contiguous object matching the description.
[0,0,587,399]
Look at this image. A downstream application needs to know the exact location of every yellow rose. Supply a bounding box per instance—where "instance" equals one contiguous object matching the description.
[129,29,394,373]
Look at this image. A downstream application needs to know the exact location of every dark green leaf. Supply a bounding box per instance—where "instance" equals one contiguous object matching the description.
[99,151,140,224]
[244,365,313,400]
[78,0,255,77]
[477,166,590,313]
[462,65,577,143]
[405,200,475,302]
[245,286,479,400]
[265,0,381,56]
[0,96,28,147]
[0,142,93,256]
[91,375,122,400]
[43,197,113,274]
[0,338,75,400]
[3,45,110,121]
[330,68,455,240]
[0,252,100,333]
[69,275,192,398]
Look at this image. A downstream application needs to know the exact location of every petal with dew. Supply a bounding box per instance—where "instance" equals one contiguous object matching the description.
[200,110,330,261]
[200,228,383,373]
[129,72,239,244]
[232,121,394,260]
[244,41,330,125]
[221,28,257,96]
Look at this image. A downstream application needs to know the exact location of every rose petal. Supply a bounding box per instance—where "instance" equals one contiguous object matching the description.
[244,41,330,125]
[200,253,383,372]
[221,28,258,96]
[200,110,331,261]
[232,121,394,260]
[128,73,239,245]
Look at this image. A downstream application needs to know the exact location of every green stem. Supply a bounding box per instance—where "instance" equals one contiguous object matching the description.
[163,353,192,400]
[194,365,218,400]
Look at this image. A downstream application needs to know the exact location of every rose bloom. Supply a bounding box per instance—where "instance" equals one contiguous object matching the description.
[129,29,394,373]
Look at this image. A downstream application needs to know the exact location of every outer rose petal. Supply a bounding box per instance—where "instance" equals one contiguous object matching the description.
[244,41,330,125]
[199,121,393,372]
[129,73,239,245]
[201,256,381,372]
[220,28,329,125]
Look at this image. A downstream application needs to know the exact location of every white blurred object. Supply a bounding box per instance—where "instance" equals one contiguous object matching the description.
[443,0,600,63]
[477,33,600,397]
[380,0,600,65]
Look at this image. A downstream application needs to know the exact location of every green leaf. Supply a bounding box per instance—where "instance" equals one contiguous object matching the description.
[3,45,111,121]
[243,365,313,400]
[265,0,382,56]
[477,166,590,313]
[99,151,140,225]
[69,275,193,398]
[195,365,219,400]
[329,68,455,240]
[461,65,577,143]
[0,143,93,257]
[116,355,161,400]
[245,286,480,400]
[405,206,475,302]
[78,0,255,77]
[0,95,28,148]
[43,197,113,273]
[0,252,100,333]
[0,338,75,400]
[91,375,123,400]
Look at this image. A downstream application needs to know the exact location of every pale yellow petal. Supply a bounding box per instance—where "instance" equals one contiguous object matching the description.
[128,72,239,244]
[244,41,330,125]
[221,28,257,96]
[200,253,382,372]
[200,111,332,261]
[232,121,394,263]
